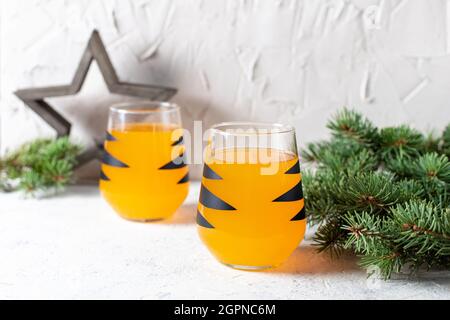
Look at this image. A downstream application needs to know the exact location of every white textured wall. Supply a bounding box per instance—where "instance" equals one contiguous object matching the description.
[1,0,450,165]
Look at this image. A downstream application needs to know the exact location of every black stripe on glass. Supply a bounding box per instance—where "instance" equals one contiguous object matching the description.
[203,164,223,180]
[106,132,118,142]
[291,206,306,221]
[286,160,300,174]
[197,211,215,229]
[159,153,188,170]
[100,170,110,181]
[178,173,190,184]
[102,151,129,168]
[273,181,304,202]
[199,185,236,211]
[172,136,184,146]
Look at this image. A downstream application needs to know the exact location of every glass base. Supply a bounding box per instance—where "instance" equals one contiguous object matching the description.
[223,263,275,271]
[123,217,165,223]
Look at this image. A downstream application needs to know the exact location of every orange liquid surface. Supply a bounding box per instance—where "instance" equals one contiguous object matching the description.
[100,123,189,221]
[198,148,306,268]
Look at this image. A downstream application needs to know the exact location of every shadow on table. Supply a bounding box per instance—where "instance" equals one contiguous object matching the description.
[269,245,361,275]
[165,204,197,225]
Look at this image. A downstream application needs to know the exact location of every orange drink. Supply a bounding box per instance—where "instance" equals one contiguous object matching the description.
[101,102,188,222]
[197,123,306,270]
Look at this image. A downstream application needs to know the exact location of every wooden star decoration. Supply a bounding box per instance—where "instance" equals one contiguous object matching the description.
[15,30,178,168]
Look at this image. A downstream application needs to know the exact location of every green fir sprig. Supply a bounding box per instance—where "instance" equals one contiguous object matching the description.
[303,109,450,279]
[0,138,81,196]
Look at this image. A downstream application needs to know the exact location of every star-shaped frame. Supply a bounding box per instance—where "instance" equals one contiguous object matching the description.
[15,30,178,167]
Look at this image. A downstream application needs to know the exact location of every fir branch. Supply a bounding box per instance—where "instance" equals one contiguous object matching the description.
[395,179,425,200]
[333,172,407,215]
[327,109,379,146]
[379,125,424,159]
[302,141,330,163]
[342,212,403,279]
[411,153,450,184]
[342,211,408,279]
[392,201,450,253]
[387,153,450,200]
[342,212,387,254]
[303,139,379,173]
[303,169,343,225]
[0,138,81,196]
[303,108,450,278]
[314,217,348,257]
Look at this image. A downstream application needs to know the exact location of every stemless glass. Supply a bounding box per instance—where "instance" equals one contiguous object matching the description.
[197,122,306,270]
[100,101,189,222]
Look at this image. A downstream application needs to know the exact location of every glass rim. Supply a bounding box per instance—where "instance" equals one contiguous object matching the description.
[210,122,295,136]
[110,101,180,114]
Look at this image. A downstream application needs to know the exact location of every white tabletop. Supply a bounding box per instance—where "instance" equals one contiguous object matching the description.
[1,182,449,300]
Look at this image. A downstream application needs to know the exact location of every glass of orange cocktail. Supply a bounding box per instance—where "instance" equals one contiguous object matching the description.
[197,122,306,270]
[100,102,189,222]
